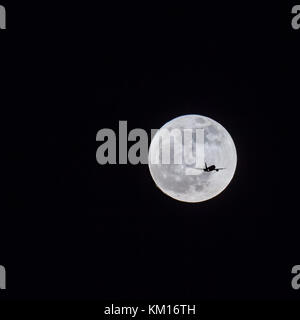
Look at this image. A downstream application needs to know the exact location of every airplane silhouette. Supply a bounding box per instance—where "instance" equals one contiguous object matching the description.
[201,162,225,172]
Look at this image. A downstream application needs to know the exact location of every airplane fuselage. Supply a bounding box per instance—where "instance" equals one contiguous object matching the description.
[203,163,224,172]
[204,165,216,172]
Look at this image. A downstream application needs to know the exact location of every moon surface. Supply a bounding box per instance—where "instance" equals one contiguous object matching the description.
[148,114,237,202]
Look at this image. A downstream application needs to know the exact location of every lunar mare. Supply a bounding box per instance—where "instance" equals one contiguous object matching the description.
[148,114,237,202]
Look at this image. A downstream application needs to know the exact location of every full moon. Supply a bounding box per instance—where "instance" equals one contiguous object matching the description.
[148,114,237,202]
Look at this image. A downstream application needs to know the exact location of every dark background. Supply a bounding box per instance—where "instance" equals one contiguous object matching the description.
[1,1,299,301]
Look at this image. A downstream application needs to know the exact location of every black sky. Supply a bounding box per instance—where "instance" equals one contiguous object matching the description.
[1,1,299,301]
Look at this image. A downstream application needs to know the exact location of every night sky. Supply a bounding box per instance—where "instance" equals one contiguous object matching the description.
[1,2,299,301]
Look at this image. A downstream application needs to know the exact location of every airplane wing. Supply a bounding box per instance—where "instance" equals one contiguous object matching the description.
[216,168,225,170]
